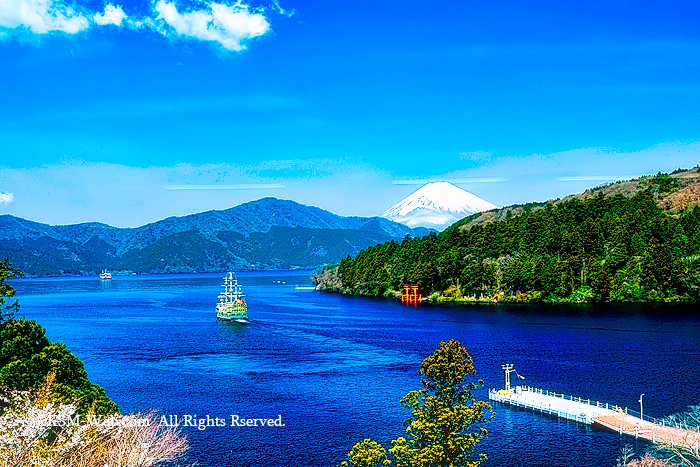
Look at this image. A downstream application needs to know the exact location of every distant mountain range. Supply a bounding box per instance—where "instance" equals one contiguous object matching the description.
[0,198,430,276]
[382,182,498,230]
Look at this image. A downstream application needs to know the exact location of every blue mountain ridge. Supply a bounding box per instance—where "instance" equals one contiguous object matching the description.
[0,198,431,276]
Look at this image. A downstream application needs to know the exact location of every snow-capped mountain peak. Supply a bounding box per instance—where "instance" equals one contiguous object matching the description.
[382,182,498,230]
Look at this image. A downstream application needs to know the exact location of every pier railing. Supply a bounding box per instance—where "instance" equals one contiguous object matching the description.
[488,386,598,424]
[492,386,700,433]
[516,385,628,414]
[627,409,700,433]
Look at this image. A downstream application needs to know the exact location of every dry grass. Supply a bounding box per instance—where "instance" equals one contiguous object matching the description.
[617,445,669,467]
[659,184,700,212]
[55,412,191,467]
[626,455,670,467]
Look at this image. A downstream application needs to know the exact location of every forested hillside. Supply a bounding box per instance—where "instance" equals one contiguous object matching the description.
[315,172,700,303]
[457,167,700,231]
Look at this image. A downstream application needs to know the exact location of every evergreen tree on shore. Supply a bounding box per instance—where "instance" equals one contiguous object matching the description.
[0,259,21,323]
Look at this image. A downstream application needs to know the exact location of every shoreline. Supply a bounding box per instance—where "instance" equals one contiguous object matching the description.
[315,287,699,306]
[9,268,319,280]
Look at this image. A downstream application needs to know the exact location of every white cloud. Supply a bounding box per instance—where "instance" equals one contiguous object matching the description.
[438,141,700,207]
[154,0,270,51]
[270,0,294,18]
[558,175,638,182]
[166,184,285,190]
[0,0,275,50]
[0,192,14,204]
[392,178,507,185]
[93,4,126,26]
[0,0,89,34]
[2,141,698,227]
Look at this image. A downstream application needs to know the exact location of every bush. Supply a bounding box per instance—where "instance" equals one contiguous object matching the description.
[568,286,594,303]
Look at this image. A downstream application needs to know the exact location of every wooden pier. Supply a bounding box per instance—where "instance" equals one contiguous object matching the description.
[489,385,700,451]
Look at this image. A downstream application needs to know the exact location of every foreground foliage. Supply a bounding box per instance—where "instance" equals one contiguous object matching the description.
[654,405,700,466]
[341,340,492,467]
[0,259,118,415]
[615,402,700,467]
[0,318,119,416]
[318,185,700,303]
[617,446,670,467]
[0,375,189,467]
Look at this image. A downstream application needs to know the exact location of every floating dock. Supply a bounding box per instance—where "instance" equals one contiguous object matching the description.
[489,365,700,451]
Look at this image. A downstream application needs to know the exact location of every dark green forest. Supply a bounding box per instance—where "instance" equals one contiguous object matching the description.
[316,184,700,303]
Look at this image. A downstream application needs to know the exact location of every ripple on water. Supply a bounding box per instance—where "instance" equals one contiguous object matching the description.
[10,272,700,467]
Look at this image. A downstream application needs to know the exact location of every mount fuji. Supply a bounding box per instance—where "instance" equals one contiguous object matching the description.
[382,182,498,230]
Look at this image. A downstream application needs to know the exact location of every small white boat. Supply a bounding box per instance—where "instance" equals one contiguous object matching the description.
[99,269,112,280]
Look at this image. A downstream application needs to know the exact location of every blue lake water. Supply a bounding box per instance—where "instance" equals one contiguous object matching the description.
[9,271,700,467]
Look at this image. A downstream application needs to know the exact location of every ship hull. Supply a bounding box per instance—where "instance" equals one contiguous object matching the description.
[216,315,250,324]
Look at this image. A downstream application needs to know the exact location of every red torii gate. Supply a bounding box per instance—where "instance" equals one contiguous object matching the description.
[401,284,421,305]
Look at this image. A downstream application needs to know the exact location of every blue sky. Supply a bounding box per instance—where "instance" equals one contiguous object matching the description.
[1,0,700,226]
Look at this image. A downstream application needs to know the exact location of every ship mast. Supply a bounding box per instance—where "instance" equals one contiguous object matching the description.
[221,273,231,304]
[219,272,245,304]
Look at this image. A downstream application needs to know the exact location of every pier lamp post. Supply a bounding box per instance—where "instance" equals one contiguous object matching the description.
[639,393,645,420]
[501,364,515,391]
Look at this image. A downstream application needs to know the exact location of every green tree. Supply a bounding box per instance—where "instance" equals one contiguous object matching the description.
[0,259,22,323]
[643,237,682,297]
[390,340,492,467]
[593,269,612,302]
[649,171,680,194]
[342,340,492,467]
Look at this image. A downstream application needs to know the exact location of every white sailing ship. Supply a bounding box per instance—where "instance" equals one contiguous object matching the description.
[216,272,249,323]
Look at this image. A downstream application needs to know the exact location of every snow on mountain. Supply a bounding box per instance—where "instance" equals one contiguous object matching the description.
[382,182,498,230]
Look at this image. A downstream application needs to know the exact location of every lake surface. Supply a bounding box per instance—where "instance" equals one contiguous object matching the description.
[10,271,700,467]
